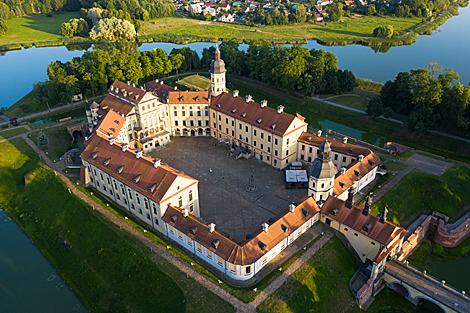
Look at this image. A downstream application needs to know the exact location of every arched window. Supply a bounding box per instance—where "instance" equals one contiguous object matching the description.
[178,196,183,207]
[189,190,193,202]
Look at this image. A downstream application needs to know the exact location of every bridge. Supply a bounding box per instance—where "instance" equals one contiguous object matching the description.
[384,260,470,313]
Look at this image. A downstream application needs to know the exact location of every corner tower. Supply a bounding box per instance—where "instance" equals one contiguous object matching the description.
[210,44,226,96]
[308,139,338,203]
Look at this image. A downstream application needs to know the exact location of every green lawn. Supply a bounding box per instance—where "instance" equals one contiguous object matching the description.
[0,12,80,46]
[0,138,235,312]
[30,123,78,161]
[327,90,379,112]
[371,164,470,226]
[385,161,409,172]
[5,90,35,118]
[180,75,211,90]
[0,126,28,140]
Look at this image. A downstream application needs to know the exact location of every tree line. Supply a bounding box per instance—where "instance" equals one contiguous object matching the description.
[366,62,470,132]
[24,41,357,113]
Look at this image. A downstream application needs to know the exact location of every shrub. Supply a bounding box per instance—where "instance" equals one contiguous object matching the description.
[46,12,53,17]
[37,131,50,150]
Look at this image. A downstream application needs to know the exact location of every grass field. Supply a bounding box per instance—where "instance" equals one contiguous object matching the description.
[0,138,235,312]
[30,124,76,161]
[327,90,379,112]
[0,126,28,140]
[385,161,409,172]
[0,12,80,46]
[180,75,211,90]
[140,14,423,44]
[371,164,470,226]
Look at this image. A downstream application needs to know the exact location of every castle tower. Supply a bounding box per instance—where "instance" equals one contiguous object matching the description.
[210,44,226,96]
[308,139,338,202]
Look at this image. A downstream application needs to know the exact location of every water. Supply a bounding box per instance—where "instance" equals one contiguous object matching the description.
[0,209,87,313]
[426,253,470,293]
[1,5,469,109]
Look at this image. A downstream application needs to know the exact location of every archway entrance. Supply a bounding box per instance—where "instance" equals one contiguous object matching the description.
[417,297,445,313]
[389,283,410,298]
[191,130,195,136]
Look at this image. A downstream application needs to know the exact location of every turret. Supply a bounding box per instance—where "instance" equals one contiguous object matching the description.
[308,139,338,203]
[210,44,226,97]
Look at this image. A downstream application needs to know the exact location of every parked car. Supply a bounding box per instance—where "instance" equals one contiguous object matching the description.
[9,118,19,126]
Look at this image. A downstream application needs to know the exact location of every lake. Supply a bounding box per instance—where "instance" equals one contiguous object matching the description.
[1,5,469,110]
[0,209,87,312]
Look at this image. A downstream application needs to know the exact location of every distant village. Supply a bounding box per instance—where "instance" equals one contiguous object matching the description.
[173,0,367,24]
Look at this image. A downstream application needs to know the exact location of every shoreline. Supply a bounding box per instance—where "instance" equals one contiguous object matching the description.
[0,0,466,52]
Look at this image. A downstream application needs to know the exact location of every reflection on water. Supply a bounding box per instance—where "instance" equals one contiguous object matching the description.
[0,210,87,312]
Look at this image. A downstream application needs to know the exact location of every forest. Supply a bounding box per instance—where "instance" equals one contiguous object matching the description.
[22,40,357,113]
[366,62,470,132]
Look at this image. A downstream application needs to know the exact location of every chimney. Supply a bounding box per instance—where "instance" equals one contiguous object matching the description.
[109,136,115,146]
[183,207,189,218]
[115,87,119,94]
[141,86,144,90]
[359,154,364,162]
[135,150,143,159]
[174,86,178,90]
[341,167,347,175]
[380,207,388,224]
[110,85,114,91]
[277,105,284,114]
[233,90,239,97]
[123,91,128,97]
[127,80,130,85]
[245,95,252,103]
[132,82,136,87]
[317,130,322,137]
[160,81,164,85]
[262,222,269,233]
[345,187,354,209]
[289,203,295,213]
[153,158,161,168]
[343,137,348,144]
[260,100,268,108]
[122,144,129,152]
[155,79,159,83]
[363,196,371,216]
[209,223,216,233]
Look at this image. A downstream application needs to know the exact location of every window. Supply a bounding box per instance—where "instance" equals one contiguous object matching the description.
[232,120,234,126]
[207,251,212,260]
[182,111,186,116]
[226,128,228,134]
[153,204,157,214]
[174,111,177,116]
[218,125,221,130]
[261,144,263,150]
[213,112,215,118]
[286,150,289,156]
[197,242,202,253]
[217,255,224,266]
[183,121,187,126]
[274,160,277,166]
[321,183,324,188]
[309,147,313,153]
[261,133,264,139]
[175,121,178,126]
[268,135,271,142]
[268,147,270,153]
[239,124,242,130]
[275,138,278,145]
[131,203,135,210]
[239,134,242,140]
[354,233,358,237]
[254,129,257,136]
[230,263,236,273]
[254,141,257,147]
[218,115,221,121]
[334,154,338,160]
[136,195,140,204]
[245,126,248,132]
[245,266,251,275]
[190,121,194,127]
[198,121,202,126]
[302,145,305,151]
[187,237,192,246]
[232,130,234,136]
[343,156,347,163]
[155,218,159,225]
[287,138,289,145]
[262,256,267,265]
[226,118,228,124]
[169,225,174,234]
[178,196,183,207]
[371,241,375,245]
[189,190,193,202]
[205,111,209,116]
[178,230,183,240]
[139,209,142,214]
[245,137,248,143]
[275,150,278,156]
[146,213,150,219]
[197,111,201,116]
[280,240,286,250]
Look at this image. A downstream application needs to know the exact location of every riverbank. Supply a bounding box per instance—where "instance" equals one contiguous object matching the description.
[0,0,467,51]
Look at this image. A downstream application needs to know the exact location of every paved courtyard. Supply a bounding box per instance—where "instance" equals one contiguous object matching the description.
[406,154,452,176]
[149,136,306,242]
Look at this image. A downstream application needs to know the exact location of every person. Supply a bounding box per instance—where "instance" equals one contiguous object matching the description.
[209,168,212,172]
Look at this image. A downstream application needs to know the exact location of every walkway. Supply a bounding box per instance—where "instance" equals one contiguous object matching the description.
[386,260,470,312]
[249,232,333,307]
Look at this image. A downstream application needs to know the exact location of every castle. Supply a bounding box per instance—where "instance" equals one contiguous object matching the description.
[80,47,406,282]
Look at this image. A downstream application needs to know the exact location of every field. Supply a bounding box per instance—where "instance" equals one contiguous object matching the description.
[0,12,80,47]
[0,126,28,140]
[0,138,234,312]
[140,14,423,44]
[326,90,379,112]
[179,75,211,90]
[371,164,470,226]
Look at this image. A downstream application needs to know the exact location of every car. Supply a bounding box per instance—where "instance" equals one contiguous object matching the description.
[9,118,19,126]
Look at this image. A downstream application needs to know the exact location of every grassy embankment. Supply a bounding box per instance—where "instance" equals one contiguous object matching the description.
[258,236,419,313]
[371,163,470,226]
[0,12,93,51]
[0,138,235,312]
[0,126,29,140]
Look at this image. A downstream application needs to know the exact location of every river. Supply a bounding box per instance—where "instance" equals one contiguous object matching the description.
[424,253,470,293]
[0,209,87,312]
[1,5,470,110]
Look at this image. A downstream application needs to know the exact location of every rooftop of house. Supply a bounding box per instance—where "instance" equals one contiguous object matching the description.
[94,110,126,138]
[168,90,210,104]
[210,92,307,137]
[96,94,135,117]
[109,80,150,105]
[320,196,407,246]
[81,128,197,204]
[162,196,321,265]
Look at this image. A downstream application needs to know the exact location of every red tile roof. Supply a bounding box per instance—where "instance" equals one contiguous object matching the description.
[81,135,197,204]
[94,110,126,139]
[162,197,321,265]
[147,81,175,100]
[168,91,210,104]
[110,80,149,105]
[321,196,407,246]
[210,92,307,137]
[98,94,135,117]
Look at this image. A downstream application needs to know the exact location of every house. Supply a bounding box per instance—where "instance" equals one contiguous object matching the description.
[218,12,234,22]
[218,2,230,11]
[239,6,250,13]
[203,7,217,15]
[316,13,324,21]
[189,3,202,13]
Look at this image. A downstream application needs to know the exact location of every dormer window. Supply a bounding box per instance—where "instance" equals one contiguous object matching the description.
[133,174,141,184]
[212,239,220,249]
[231,108,236,113]
[91,151,99,160]
[256,118,262,124]
[103,158,111,167]
[363,223,371,233]
[116,165,124,174]
[271,123,276,130]
[331,208,339,216]
[148,183,157,193]
[241,112,247,118]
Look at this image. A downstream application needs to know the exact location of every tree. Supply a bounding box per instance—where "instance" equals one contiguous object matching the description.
[89,17,136,40]
[170,53,184,76]
[328,2,343,22]
[293,4,307,23]
[0,2,12,20]
[201,46,216,68]
[366,97,383,117]
[37,131,50,150]
[373,25,394,38]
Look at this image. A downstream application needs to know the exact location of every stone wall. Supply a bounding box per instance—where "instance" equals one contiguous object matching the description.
[435,217,470,247]
[356,278,374,309]
[331,131,390,154]
[401,215,433,260]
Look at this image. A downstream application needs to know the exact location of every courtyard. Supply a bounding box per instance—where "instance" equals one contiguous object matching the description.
[149,136,306,242]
